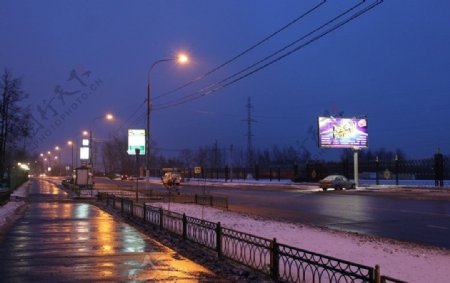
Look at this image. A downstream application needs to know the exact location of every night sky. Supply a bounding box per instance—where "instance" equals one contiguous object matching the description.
[1,0,449,161]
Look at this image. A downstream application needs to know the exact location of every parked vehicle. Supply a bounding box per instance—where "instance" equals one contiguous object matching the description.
[161,172,183,186]
[63,176,74,184]
[319,175,355,191]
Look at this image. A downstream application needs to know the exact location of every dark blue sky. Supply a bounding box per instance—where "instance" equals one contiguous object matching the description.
[1,0,449,160]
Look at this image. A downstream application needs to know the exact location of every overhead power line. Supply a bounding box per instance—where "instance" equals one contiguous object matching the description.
[152,0,327,102]
[114,99,146,134]
[152,0,382,111]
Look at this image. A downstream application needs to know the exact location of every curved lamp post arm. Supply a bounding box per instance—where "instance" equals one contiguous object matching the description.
[145,58,175,176]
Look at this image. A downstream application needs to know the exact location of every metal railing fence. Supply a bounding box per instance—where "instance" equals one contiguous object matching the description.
[97,192,406,283]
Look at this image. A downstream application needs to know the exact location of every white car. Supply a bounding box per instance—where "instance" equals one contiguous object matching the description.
[161,172,182,186]
[319,175,355,191]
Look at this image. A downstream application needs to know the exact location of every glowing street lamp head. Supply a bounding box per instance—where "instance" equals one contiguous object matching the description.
[82,131,89,136]
[47,151,51,155]
[67,140,73,146]
[40,153,44,157]
[105,113,114,120]
[177,53,189,64]
[55,146,60,151]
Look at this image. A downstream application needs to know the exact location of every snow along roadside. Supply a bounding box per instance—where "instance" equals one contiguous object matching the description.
[0,181,30,230]
[150,202,450,283]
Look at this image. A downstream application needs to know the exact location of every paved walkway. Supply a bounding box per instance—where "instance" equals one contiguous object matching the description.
[0,179,223,282]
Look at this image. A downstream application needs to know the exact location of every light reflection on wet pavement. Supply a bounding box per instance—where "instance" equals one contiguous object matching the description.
[0,179,221,282]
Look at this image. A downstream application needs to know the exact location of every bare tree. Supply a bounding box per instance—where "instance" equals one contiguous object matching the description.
[101,136,133,175]
[0,70,32,182]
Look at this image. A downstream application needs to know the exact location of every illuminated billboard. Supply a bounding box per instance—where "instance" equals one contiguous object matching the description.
[318,117,368,149]
[80,147,90,160]
[128,129,145,155]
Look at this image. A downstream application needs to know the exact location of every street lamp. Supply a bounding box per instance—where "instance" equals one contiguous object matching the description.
[67,140,74,173]
[54,146,62,176]
[146,53,189,178]
[86,113,115,171]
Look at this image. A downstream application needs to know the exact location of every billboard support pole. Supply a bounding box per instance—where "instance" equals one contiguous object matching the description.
[135,148,140,202]
[353,148,359,188]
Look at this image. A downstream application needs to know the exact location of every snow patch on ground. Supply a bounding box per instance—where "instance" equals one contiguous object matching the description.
[0,201,25,229]
[10,181,31,199]
[150,202,450,283]
[1,182,30,230]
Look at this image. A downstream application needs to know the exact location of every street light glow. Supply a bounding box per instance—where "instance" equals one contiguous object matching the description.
[67,140,73,146]
[55,146,60,151]
[106,113,114,120]
[82,131,89,136]
[177,53,189,64]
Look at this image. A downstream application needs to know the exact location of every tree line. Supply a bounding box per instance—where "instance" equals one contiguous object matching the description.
[100,135,412,175]
[0,70,32,186]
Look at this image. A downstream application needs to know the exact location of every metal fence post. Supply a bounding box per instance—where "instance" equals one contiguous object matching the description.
[224,166,229,182]
[216,222,222,258]
[130,200,134,216]
[395,155,399,186]
[143,203,147,222]
[375,264,381,283]
[434,150,444,187]
[270,238,279,280]
[121,198,124,214]
[112,195,116,209]
[159,208,164,229]
[375,156,380,185]
[182,213,187,240]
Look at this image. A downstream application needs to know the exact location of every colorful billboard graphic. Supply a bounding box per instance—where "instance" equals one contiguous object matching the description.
[318,117,368,149]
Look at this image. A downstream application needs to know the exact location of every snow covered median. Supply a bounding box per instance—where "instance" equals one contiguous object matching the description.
[150,202,450,283]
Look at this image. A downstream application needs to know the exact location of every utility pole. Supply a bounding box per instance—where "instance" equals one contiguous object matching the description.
[243,97,256,179]
[229,144,234,182]
[214,140,218,179]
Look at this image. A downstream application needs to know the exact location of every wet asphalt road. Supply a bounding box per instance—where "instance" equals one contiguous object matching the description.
[0,179,220,282]
[196,187,450,249]
[97,179,450,249]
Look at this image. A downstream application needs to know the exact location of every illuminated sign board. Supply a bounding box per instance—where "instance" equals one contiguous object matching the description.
[82,139,89,146]
[128,129,145,155]
[318,117,368,149]
[80,147,90,160]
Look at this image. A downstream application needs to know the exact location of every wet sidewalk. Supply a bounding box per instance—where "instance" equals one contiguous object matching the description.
[0,179,222,282]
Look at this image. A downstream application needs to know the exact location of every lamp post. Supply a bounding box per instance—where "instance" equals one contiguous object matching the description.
[146,53,189,179]
[54,146,62,176]
[67,140,74,173]
[47,151,52,175]
[39,153,44,174]
[84,113,114,173]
